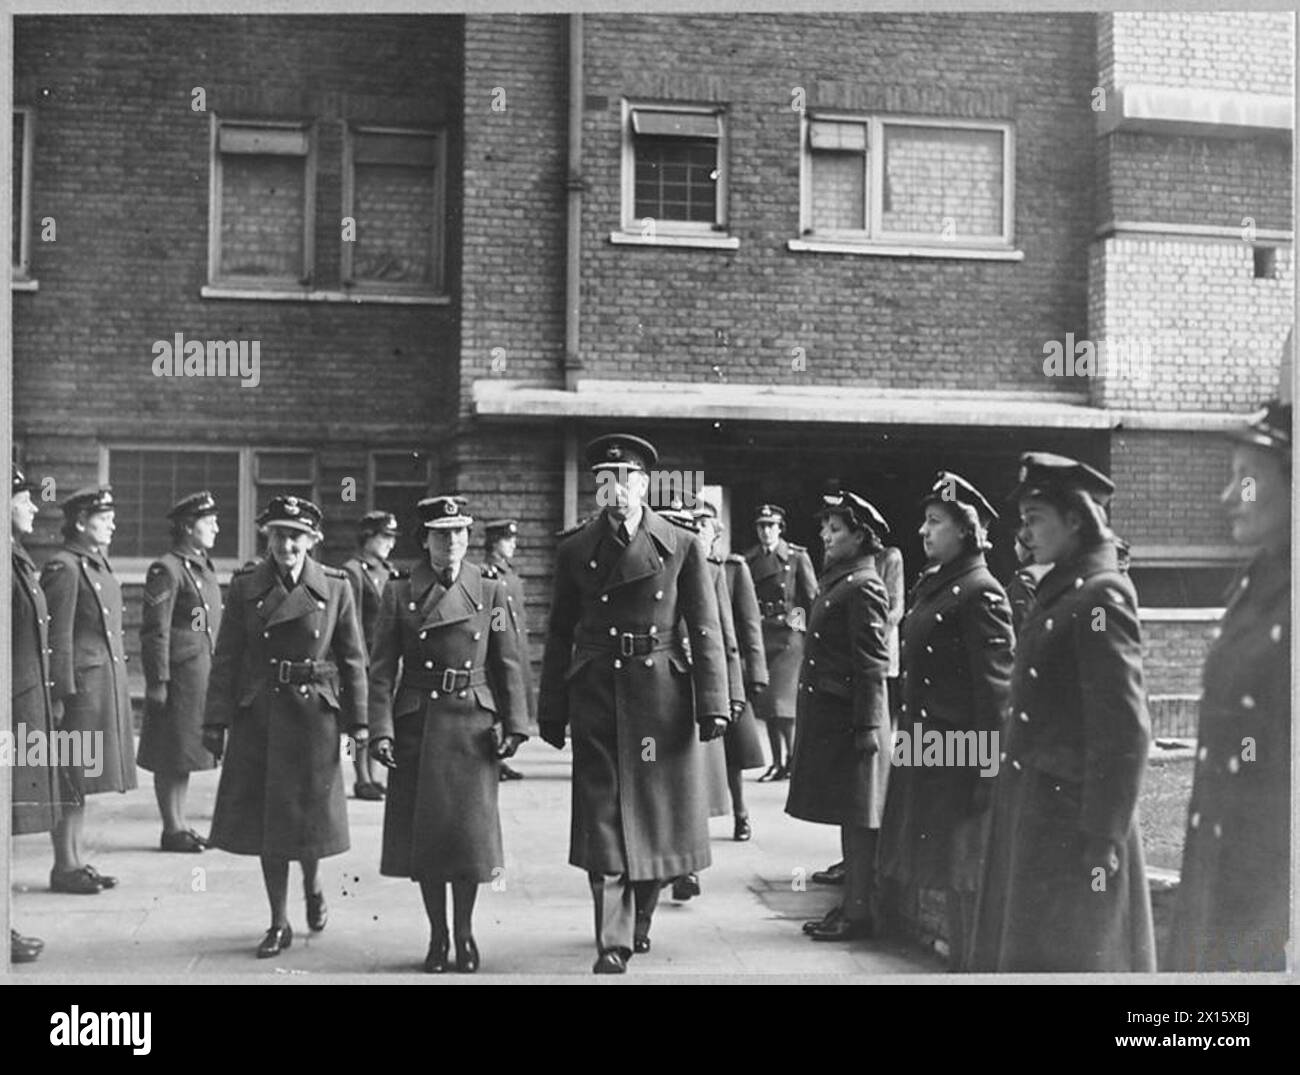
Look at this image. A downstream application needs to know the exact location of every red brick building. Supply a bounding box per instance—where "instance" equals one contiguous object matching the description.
[9,13,1293,698]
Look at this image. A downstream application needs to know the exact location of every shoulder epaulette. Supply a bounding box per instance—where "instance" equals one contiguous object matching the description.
[322,565,349,580]
[788,542,808,553]
[480,562,502,579]
[726,553,746,564]
[556,513,597,538]
[387,566,410,581]
[234,559,260,575]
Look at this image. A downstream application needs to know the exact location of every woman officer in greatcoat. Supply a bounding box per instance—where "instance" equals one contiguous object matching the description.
[970,453,1155,972]
[201,496,369,959]
[787,489,892,942]
[368,496,529,974]
[137,491,223,853]
[877,472,1014,970]
[1167,337,1291,972]
[10,467,62,960]
[41,485,136,895]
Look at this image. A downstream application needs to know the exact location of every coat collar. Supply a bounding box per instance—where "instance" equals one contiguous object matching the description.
[250,556,331,625]
[1032,541,1119,610]
[747,539,789,580]
[171,545,214,574]
[64,533,109,568]
[12,541,37,574]
[600,508,678,593]
[910,550,986,604]
[1224,543,1289,615]
[415,560,485,630]
[818,552,876,592]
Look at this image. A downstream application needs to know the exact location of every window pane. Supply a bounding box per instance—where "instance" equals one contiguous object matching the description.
[255,451,313,483]
[12,112,25,268]
[219,153,305,278]
[809,120,866,152]
[372,451,429,561]
[811,150,865,231]
[373,451,430,485]
[109,449,240,560]
[218,125,308,156]
[631,111,718,139]
[633,139,716,223]
[881,125,1004,238]
[353,161,437,285]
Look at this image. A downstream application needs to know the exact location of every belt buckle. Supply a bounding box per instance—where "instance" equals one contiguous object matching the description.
[277,660,292,684]
[441,668,459,692]
[619,632,636,657]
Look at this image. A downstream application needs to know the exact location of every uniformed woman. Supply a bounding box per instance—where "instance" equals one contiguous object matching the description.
[1167,356,1291,971]
[787,490,892,941]
[368,496,529,974]
[877,472,1014,971]
[10,467,62,960]
[41,486,136,894]
[201,496,369,959]
[970,453,1155,972]
[137,491,223,852]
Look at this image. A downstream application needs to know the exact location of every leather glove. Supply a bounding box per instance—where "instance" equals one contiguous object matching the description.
[201,725,226,762]
[1082,835,1121,878]
[496,731,527,760]
[698,717,728,743]
[369,737,396,769]
[145,682,168,712]
[729,700,747,719]
[853,727,881,757]
[539,722,567,750]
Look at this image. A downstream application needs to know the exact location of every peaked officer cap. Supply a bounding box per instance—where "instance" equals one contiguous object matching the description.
[12,466,38,497]
[418,495,473,530]
[817,489,890,536]
[167,490,218,521]
[584,433,658,474]
[256,494,323,536]
[358,510,399,538]
[61,485,115,518]
[1231,328,1293,455]
[1009,452,1114,505]
[484,518,519,539]
[753,503,787,525]
[921,471,999,523]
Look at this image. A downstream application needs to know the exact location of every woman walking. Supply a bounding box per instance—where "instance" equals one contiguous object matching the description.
[878,472,1014,970]
[368,496,529,973]
[970,453,1155,972]
[787,489,892,941]
[202,496,369,958]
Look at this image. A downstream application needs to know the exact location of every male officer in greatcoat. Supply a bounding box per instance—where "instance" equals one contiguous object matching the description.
[538,433,730,974]
[342,510,399,800]
[480,518,536,781]
[746,505,817,782]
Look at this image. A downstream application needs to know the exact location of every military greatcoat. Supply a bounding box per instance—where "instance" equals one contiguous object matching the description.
[137,548,223,774]
[41,535,137,795]
[721,553,769,770]
[785,553,891,828]
[539,509,730,880]
[1167,546,1290,971]
[878,551,1014,892]
[204,556,368,860]
[12,541,64,832]
[970,541,1156,972]
[369,560,529,882]
[745,539,817,721]
[481,551,538,728]
[341,552,395,653]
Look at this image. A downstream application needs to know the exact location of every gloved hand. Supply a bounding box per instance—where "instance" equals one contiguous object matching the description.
[201,725,226,762]
[729,700,747,719]
[1082,834,1121,878]
[698,717,728,743]
[145,682,168,714]
[539,722,567,750]
[496,731,527,760]
[369,737,396,769]
[853,727,881,757]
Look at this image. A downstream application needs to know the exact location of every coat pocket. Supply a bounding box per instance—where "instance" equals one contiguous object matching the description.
[471,684,498,715]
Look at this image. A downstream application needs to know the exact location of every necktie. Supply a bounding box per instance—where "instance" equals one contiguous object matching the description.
[617,523,631,547]
[440,567,456,588]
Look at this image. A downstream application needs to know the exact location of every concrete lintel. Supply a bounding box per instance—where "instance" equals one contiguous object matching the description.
[1097,83,1293,140]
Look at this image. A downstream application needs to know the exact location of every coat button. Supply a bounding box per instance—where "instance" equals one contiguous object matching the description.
[600,595,609,603]
[654,591,663,600]
[1241,695,1256,710]
[1011,759,1021,770]
[1045,618,1054,630]
[430,691,439,699]
[609,627,618,636]
[900,703,907,712]
[473,632,482,641]
[1197,746,1208,762]
[464,660,472,669]
[409,602,417,611]
[951,585,960,595]
[925,645,933,654]
[1212,822,1223,839]
[1271,624,1284,642]
[425,661,434,669]
[263,631,270,639]
[808,659,815,668]
[317,601,325,610]
[614,659,622,670]
[644,658,653,667]
[1227,756,1240,774]
[313,630,320,639]
[1028,667,1038,678]
[1074,578,1084,589]
[813,631,820,639]
[588,560,597,570]
[257,600,264,609]
[1018,711,1028,722]
[923,677,931,686]
[420,631,428,640]
[459,690,467,699]
[1190,812,1200,829]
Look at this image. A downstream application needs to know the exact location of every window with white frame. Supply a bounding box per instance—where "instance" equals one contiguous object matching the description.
[343,127,445,295]
[370,450,433,560]
[104,446,317,568]
[623,104,727,235]
[210,118,316,286]
[802,115,1013,248]
[12,109,34,277]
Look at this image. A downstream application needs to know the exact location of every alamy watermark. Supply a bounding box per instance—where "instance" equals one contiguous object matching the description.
[1,724,103,778]
[891,723,1000,778]
[151,333,261,387]
[1041,332,1156,387]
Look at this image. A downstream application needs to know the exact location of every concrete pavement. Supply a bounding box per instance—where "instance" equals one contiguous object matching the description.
[8,738,943,979]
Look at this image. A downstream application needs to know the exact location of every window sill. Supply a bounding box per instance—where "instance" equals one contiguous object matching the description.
[11,277,39,291]
[609,231,740,251]
[787,238,1024,261]
[201,284,450,305]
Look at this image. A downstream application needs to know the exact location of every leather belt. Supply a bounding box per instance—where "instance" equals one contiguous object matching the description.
[402,666,488,693]
[574,627,677,657]
[760,601,789,618]
[269,659,337,685]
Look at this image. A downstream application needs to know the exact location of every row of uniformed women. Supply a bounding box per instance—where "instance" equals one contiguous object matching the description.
[783,456,1155,972]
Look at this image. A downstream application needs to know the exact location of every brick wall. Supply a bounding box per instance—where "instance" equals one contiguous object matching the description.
[1109,431,1234,547]
[1142,618,1216,697]
[1105,12,1294,96]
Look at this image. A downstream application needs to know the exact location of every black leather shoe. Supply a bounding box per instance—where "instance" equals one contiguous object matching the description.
[593,950,628,974]
[633,913,652,955]
[455,935,480,973]
[11,929,44,963]
[633,934,651,955]
[812,861,846,885]
[161,829,204,853]
[256,924,293,958]
[774,764,791,781]
[733,815,752,841]
[306,889,328,932]
[802,905,842,935]
[82,864,118,889]
[756,765,781,783]
[670,873,701,901]
[500,762,524,781]
[186,829,210,849]
[355,781,385,801]
[49,867,101,894]
[424,934,450,973]
[810,915,874,942]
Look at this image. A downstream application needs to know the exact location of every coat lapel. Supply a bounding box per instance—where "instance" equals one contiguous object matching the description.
[817,552,874,593]
[265,557,327,627]
[747,542,784,583]
[421,562,481,630]
[911,551,984,605]
[601,509,677,594]
[1032,541,1119,610]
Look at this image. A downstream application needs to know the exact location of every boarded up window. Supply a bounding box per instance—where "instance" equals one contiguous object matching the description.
[216,122,310,281]
[349,131,441,289]
[881,125,1004,238]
